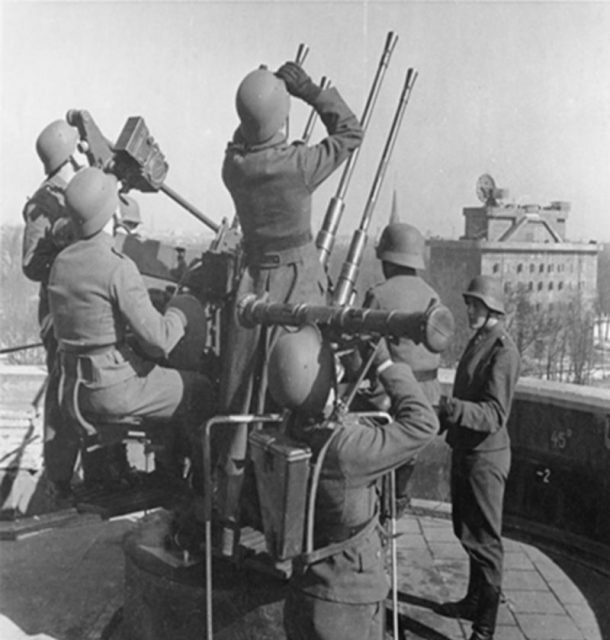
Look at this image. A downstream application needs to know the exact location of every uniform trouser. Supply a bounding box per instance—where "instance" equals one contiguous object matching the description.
[42,331,80,490]
[79,365,213,487]
[450,447,511,591]
[217,246,327,522]
[284,588,384,640]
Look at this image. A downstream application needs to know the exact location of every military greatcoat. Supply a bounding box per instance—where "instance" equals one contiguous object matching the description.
[442,321,521,592]
[283,363,439,640]
[218,87,363,471]
[48,232,212,429]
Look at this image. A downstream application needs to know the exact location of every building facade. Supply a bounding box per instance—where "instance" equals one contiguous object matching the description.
[428,199,599,317]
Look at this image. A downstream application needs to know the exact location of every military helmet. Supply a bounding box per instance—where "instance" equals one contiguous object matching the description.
[462,275,505,315]
[117,194,141,228]
[35,120,79,176]
[66,167,119,238]
[376,223,425,270]
[267,325,334,416]
[236,68,290,145]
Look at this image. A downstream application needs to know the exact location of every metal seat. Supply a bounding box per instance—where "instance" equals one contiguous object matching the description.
[57,352,169,472]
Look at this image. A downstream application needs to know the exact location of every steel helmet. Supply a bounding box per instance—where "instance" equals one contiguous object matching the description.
[66,167,119,238]
[117,194,141,228]
[463,275,505,315]
[267,325,334,416]
[35,120,79,175]
[236,68,290,145]
[376,223,425,270]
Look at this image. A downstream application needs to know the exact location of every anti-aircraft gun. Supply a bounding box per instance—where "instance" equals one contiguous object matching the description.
[65,107,241,380]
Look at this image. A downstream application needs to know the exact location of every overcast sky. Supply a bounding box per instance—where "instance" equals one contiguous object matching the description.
[1,0,609,244]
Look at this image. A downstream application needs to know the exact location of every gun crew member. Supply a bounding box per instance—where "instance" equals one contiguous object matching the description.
[218,61,364,538]
[266,327,439,640]
[436,276,520,640]
[47,167,214,478]
[22,119,82,497]
[362,222,445,514]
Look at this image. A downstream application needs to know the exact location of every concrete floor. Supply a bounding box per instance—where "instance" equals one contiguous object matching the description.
[0,504,606,640]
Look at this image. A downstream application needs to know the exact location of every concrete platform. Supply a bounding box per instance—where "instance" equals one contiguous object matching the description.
[0,502,605,640]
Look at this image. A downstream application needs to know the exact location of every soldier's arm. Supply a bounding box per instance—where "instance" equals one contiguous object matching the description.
[444,345,520,433]
[111,257,186,360]
[22,198,60,282]
[300,87,364,190]
[341,362,438,478]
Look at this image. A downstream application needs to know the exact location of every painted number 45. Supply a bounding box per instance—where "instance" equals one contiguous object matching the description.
[550,429,572,450]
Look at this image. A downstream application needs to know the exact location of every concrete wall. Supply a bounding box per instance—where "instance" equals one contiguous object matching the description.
[410,372,610,553]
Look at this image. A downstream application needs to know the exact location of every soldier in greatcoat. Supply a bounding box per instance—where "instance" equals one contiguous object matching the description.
[436,275,521,640]
[217,60,364,542]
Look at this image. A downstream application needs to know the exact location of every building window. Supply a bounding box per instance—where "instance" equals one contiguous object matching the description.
[517,263,523,273]
[548,282,554,290]
[539,263,544,273]
[493,263,500,273]
[548,264,553,272]
[558,281,563,290]
[537,282,543,291]
[528,281,534,291]
[529,264,535,273]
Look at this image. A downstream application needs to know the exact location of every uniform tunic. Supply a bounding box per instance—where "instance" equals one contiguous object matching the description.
[48,232,212,427]
[442,321,520,591]
[218,87,363,476]
[22,173,71,348]
[284,363,439,640]
[363,274,443,501]
[22,173,75,488]
[364,274,442,406]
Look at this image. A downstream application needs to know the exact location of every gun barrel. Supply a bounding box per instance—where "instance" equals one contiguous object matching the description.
[295,43,309,66]
[237,294,454,352]
[301,76,331,144]
[316,31,398,268]
[160,184,220,233]
[332,68,418,307]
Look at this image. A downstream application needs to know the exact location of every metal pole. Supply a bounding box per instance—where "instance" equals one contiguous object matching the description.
[201,413,283,639]
[389,469,399,640]
[0,342,44,355]
[301,76,331,144]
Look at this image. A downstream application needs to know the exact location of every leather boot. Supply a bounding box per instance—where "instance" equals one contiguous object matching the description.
[468,583,500,640]
[435,561,481,620]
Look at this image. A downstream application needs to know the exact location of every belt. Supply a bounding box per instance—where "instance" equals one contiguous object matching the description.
[245,231,313,267]
[59,343,119,356]
[413,368,438,383]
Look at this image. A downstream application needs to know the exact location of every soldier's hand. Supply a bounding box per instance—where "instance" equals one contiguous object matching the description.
[276,61,321,104]
[437,395,456,433]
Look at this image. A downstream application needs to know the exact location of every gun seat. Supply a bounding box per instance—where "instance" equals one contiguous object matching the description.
[57,352,171,476]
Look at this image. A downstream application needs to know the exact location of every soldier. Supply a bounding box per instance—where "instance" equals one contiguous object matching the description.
[217,61,364,541]
[170,246,188,282]
[360,222,444,514]
[435,275,521,640]
[47,167,214,477]
[22,119,82,496]
[266,326,439,640]
[22,119,82,368]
